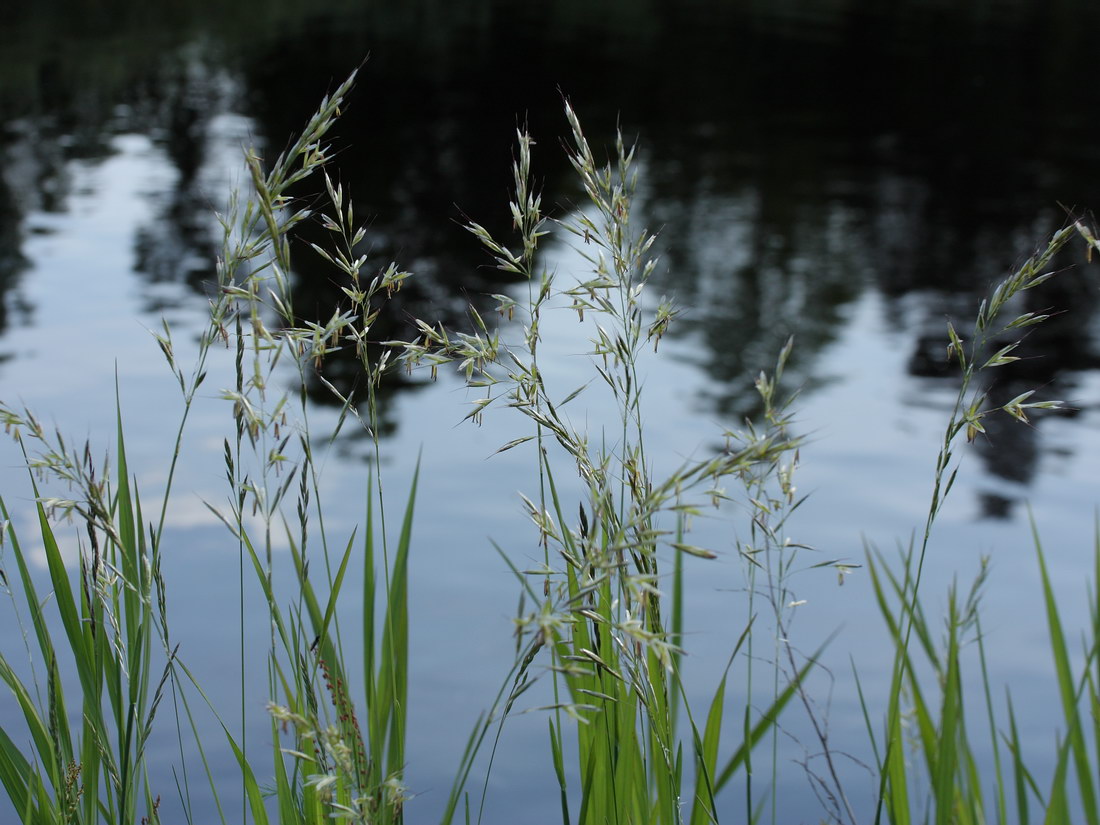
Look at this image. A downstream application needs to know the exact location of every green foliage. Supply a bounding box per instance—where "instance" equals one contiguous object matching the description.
[866,224,1100,825]
[394,93,823,825]
[1,68,1099,825]
[0,404,170,825]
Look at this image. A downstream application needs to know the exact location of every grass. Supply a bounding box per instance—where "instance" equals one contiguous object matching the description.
[0,407,171,824]
[0,69,1098,824]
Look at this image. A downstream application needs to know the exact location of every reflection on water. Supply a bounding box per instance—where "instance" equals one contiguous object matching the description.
[5,0,1098,473]
[3,0,1100,820]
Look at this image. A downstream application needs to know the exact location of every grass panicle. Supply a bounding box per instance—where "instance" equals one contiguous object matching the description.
[866,221,1100,825]
[0,401,171,825]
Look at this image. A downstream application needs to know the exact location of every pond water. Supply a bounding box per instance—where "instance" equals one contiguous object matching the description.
[2,2,1100,822]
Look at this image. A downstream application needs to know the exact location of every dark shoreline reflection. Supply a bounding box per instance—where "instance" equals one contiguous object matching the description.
[2,0,1100,489]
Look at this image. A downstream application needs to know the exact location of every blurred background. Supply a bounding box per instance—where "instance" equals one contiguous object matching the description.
[2,1,1100,821]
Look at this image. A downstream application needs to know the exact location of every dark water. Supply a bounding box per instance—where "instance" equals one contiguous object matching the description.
[6,0,1100,464]
[2,2,1100,822]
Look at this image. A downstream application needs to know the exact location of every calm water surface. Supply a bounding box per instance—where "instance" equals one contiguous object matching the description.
[2,2,1100,822]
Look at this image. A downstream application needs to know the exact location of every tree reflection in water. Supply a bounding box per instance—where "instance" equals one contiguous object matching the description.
[1,0,1099,486]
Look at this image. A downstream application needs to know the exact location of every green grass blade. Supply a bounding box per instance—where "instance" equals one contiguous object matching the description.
[1003,693,1038,825]
[0,724,36,820]
[363,472,377,725]
[225,728,271,825]
[714,639,825,790]
[933,598,961,825]
[33,495,97,710]
[0,571,61,794]
[114,396,141,655]
[548,718,570,825]
[0,498,55,705]
[1033,519,1098,825]
[883,702,912,825]
[1090,521,1100,798]
[271,719,303,825]
[688,672,726,825]
[1045,731,1072,825]
[381,459,418,782]
[317,529,357,654]
[976,616,1007,825]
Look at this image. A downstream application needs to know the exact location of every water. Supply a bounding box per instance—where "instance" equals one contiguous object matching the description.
[2,2,1100,822]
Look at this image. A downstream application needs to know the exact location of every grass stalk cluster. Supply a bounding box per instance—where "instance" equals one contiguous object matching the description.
[0,70,1097,825]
